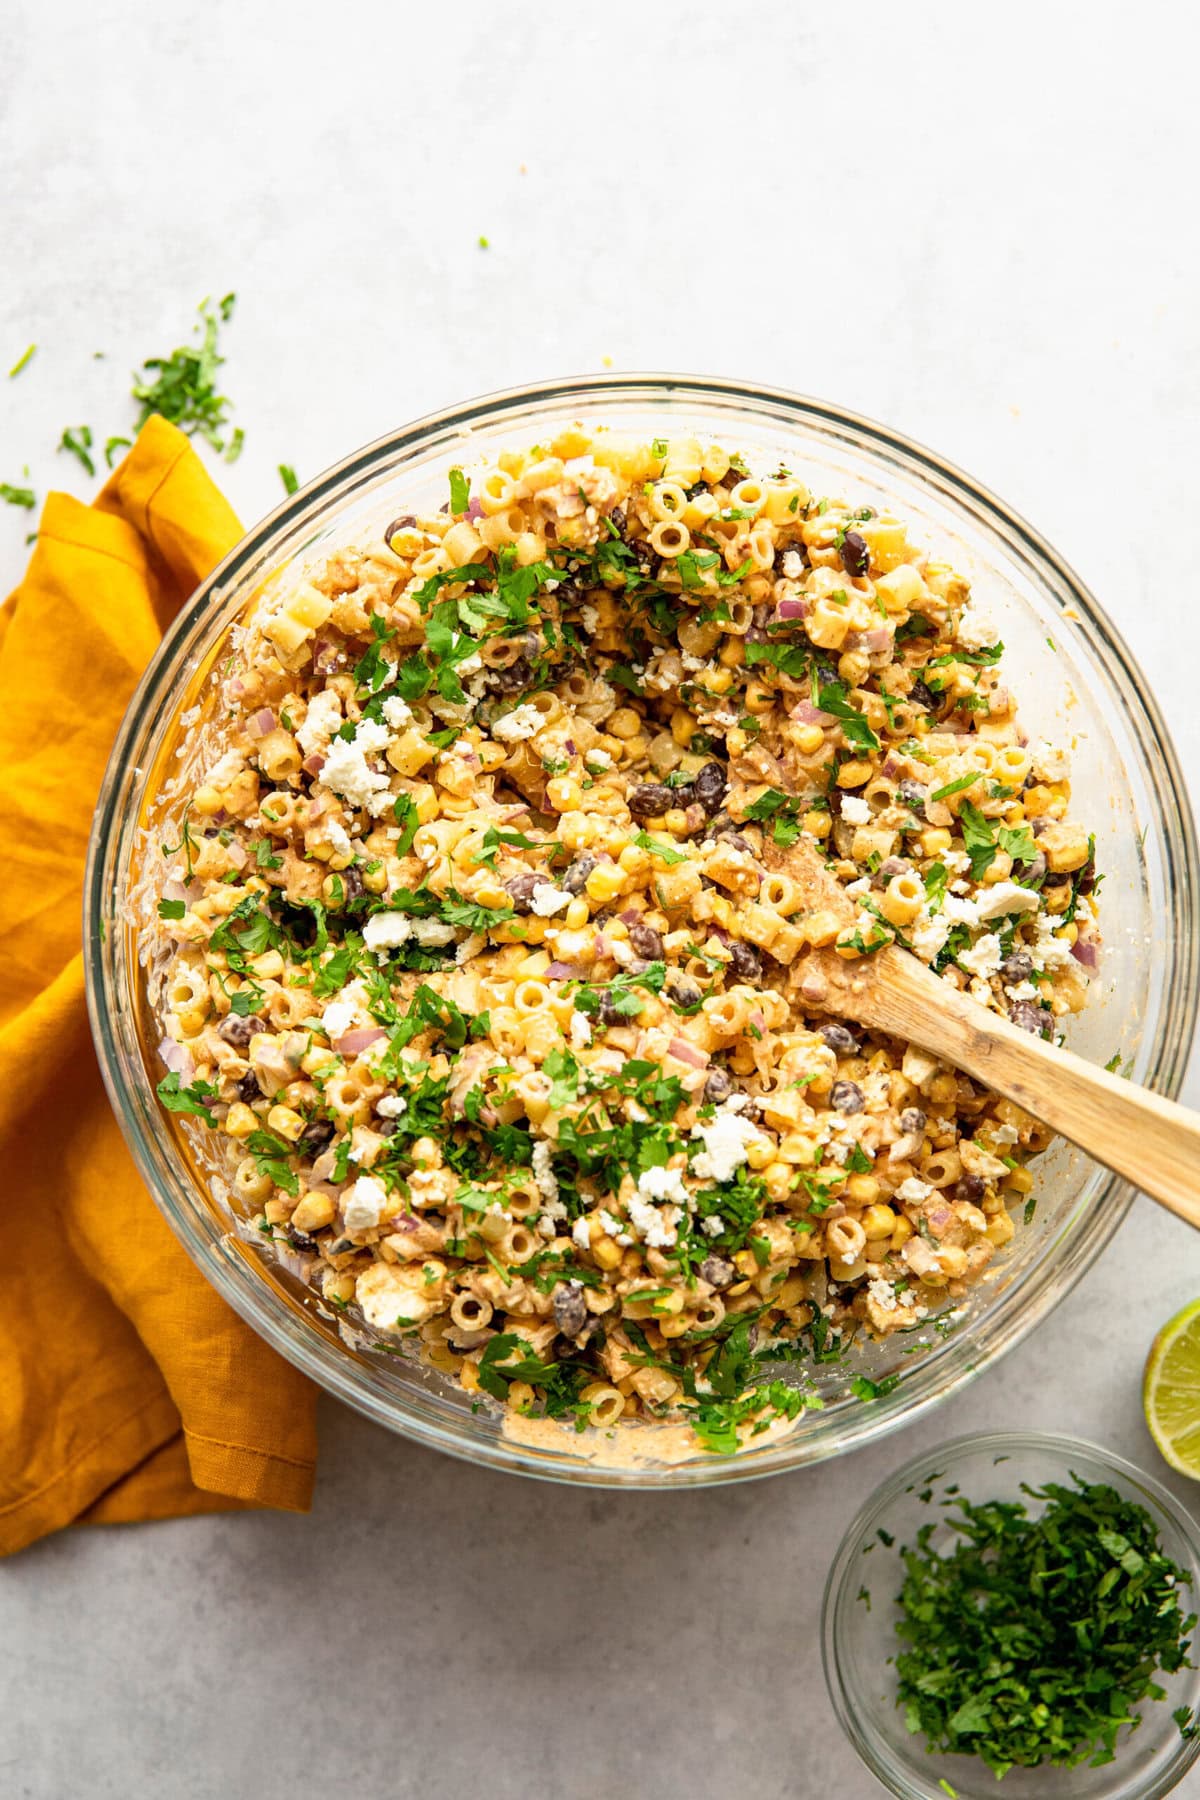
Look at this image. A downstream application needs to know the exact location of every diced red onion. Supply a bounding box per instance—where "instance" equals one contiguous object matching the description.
[564,739,576,756]
[668,1036,709,1068]
[246,708,277,739]
[158,1039,194,1082]
[880,754,901,779]
[307,792,327,819]
[1071,940,1099,969]
[228,677,245,697]
[790,700,835,726]
[748,1009,765,1033]
[859,628,892,654]
[303,754,325,777]
[275,1245,312,1280]
[546,961,581,980]
[619,908,641,925]
[467,497,484,522]
[161,878,190,903]
[226,841,248,870]
[593,935,608,958]
[927,1203,954,1233]
[335,1026,388,1055]
[775,596,809,620]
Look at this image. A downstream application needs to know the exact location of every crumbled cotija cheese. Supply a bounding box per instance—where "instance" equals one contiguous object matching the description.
[691,1103,763,1182]
[529,883,571,917]
[344,1175,388,1232]
[363,911,413,950]
[491,703,542,742]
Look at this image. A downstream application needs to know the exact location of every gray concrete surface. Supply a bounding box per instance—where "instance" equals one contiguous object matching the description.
[3,2,1200,1794]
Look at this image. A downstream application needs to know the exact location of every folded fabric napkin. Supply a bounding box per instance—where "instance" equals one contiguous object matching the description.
[0,416,317,1556]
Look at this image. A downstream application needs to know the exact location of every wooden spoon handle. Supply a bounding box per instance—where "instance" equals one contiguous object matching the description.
[864,949,1200,1229]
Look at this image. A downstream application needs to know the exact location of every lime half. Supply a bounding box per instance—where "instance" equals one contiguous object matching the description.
[1144,1299,1200,1478]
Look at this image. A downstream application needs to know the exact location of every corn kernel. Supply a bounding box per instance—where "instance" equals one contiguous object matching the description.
[267,1104,305,1142]
[291,1191,336,1233]
[593,1236,623,1270]
[224,1102,258,1139]
[546,776,583,812]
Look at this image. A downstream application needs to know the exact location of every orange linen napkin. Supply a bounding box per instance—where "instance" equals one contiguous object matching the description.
[0,416,317,1556]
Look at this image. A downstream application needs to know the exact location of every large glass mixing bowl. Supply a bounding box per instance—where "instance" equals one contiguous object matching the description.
[84,376,1198,1487]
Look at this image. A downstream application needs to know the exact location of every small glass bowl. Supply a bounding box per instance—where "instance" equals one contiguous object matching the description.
[823,1432,1200,1800]
[85,377,1199,1486]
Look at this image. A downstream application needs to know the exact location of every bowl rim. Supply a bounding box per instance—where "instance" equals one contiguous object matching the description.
[820,1428,1200,1799]
[83,373,1200,1488]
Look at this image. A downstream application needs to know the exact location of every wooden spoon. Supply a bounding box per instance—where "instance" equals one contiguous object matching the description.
[762,834,1200,1228]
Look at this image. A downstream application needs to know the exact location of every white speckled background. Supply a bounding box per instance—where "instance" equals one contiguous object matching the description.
[3,3,1200,1794]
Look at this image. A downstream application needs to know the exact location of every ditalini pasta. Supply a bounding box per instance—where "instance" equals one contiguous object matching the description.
[148,426,1098,1449]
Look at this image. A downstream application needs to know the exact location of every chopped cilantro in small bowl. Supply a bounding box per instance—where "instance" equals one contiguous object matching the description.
[822,1433,1200,1799]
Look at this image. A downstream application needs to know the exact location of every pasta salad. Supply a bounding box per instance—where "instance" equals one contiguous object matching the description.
[148,425,1099,1449]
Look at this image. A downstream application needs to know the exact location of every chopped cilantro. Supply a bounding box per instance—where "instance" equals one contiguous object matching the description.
[633,830,687,865]
[894,1475,1197,1776]
[58,424,95,477]
[132,295,239,453]
[156,1071,219,1127]
[448,467,470,515]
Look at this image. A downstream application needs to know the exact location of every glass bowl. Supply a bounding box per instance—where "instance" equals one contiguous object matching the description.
[84,376,1199,1488]
[822,1432,1200,1799]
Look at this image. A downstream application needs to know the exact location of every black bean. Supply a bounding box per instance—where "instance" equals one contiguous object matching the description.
[878,857,911,881]
[955,1173,987,1203]
[692,761,728,816]
[628,921,664,959]
[830,1080,864,1114]
[608,505,627,536]
[703,1069,734,1104]
[287,1227,321,1253]
[1041,869,1070,890]
[339,864,365,903]
[504,872,544,914]
[384,515,418,542]
[728,940,762,982]
[627,782,678,821]
[999,950,1034,983]
[236,1071,262,1103]
[699,1255,736,1290]
[596,992,626,1027]
[1009,1001,1053,1038]
[300,1118,334,1153]
[552,1281,589,1338]
[1013,852,1047,888]
[839,529,870,578]
[491,655,533,694]
[909,680,938,713]
[665,971,702,1008]
[819,1023,860,1056]
[563,854,597,895]
[899,1107,926,1135]
[218,1014,256,1048]
[898,778,927,814]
